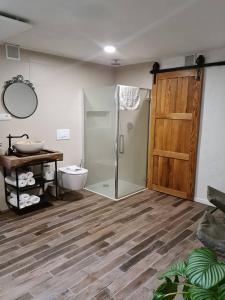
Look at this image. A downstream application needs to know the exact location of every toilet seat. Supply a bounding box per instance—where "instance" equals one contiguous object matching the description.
[59,165,88,175]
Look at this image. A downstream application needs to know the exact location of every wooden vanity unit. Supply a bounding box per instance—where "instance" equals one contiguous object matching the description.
[0,150,63,169]
[0,150,63,214]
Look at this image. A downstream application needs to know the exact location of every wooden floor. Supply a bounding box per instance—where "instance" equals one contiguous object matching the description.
[0,189,207,300]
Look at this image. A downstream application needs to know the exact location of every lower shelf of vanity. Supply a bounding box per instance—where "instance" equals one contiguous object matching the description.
[6,194,52,215]
[2,155,61,215]
[6,176,55,192]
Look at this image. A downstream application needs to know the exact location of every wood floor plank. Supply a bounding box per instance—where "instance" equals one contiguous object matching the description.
[72,268,123,300]
[128,230,167,256]
[0,189,207,300]
[157,229,193,255]
[0,244,50,270]
[15,293,33,300]
[120,241,164,272]
[113,267,157,300]
[97,231,140,257]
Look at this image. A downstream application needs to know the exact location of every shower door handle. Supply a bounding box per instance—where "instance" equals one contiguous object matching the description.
[119,134,124,154]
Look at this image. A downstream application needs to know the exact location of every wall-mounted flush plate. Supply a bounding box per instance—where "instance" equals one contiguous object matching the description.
[56,129,70,140]
[0,113,12,121]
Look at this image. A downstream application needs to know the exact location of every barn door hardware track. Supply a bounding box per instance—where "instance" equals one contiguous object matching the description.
[150,55,225,83]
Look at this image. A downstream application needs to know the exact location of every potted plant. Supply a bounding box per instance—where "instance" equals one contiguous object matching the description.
[153,247,225,299]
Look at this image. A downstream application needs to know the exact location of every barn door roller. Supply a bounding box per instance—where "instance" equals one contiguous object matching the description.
[150,54,225,81]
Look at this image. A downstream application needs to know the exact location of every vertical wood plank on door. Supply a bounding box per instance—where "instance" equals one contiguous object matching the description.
[148,69,203,200]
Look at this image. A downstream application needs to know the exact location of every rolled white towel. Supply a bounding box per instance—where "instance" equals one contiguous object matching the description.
[44,170,55,181]
[11,170,28,180]
[10,192,30,202]
[27,177,35,186]
[8,197,18,207]
[26,171,34,179]
[8,197,26,208]
[9,191,16,198]
[5,176,27,188]
[25,199,33,206]
[30,195,40,204]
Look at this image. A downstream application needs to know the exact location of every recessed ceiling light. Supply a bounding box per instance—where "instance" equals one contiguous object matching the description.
[104,45,116,54]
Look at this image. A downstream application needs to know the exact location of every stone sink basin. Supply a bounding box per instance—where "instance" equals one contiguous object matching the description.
[14,140,45,154]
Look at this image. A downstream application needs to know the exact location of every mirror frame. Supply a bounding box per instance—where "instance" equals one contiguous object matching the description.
[2,75,38,119]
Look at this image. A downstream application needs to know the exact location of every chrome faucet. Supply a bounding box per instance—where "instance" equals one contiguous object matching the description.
[7,134,29,155]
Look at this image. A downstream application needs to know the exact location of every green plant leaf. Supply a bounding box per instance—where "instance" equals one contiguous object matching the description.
[186,248,225,289]
[218,283,225,300]
[160,261,187,279]
[188,284,225,300]
[189,286,216,300]
[153,278,177,300]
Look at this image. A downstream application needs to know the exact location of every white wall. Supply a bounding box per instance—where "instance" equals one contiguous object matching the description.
[195,66,225,205]
[0,46,115,211]
[115,49,225,206]
[115,63,153,88]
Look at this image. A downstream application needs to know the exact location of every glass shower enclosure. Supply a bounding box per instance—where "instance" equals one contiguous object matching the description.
[83,85,150,200]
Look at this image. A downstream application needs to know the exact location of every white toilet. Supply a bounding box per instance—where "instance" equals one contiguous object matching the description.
[58,165,88,191]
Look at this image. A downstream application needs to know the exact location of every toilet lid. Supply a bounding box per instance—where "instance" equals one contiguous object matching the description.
[59,165,88,175]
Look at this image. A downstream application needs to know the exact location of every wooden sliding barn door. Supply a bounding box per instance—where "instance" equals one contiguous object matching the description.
[148,69,203,200]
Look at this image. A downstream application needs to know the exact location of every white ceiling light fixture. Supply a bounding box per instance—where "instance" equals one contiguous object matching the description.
[104,45,116,54]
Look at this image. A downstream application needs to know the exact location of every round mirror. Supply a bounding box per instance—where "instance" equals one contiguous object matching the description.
[2,75,38,119]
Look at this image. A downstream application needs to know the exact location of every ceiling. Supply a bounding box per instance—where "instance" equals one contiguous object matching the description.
[0,15,32,41]
[0,0,225,65]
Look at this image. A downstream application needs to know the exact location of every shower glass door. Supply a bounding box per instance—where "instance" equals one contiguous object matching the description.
[84,85,149,200]
[117,89,150,198]
[84,86,117,199]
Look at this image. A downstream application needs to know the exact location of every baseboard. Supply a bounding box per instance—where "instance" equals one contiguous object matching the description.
[194,197,215,207]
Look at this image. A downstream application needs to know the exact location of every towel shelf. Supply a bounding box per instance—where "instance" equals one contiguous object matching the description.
[3,159,59,215]
[7,194,50,214]
[5,176,55,192]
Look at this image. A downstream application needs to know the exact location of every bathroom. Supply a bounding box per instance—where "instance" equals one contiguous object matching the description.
[2,2,225,298]
[0,46,152,211]
[1,45,225,211]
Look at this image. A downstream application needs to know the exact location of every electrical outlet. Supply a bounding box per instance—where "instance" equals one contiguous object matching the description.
[0,113,11,121]
[56,129,70,140]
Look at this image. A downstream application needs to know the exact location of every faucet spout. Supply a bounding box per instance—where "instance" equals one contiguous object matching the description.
[7,133,30,155]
